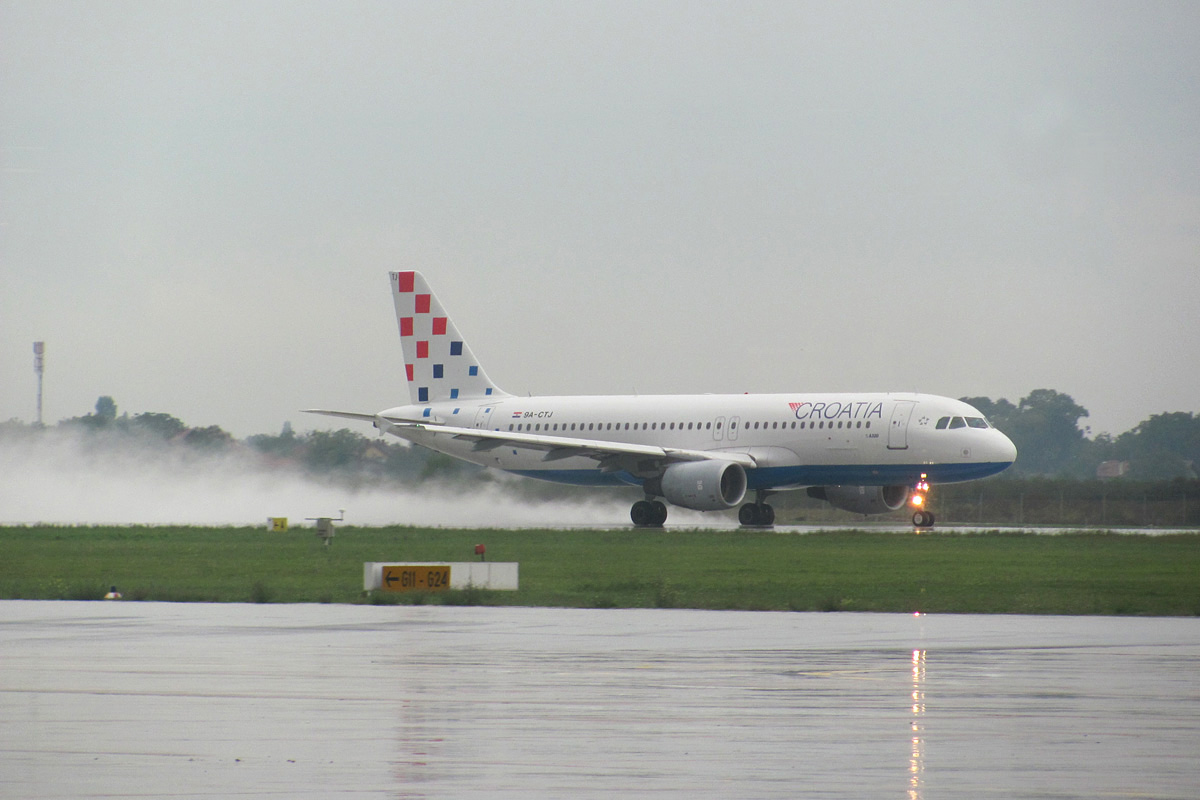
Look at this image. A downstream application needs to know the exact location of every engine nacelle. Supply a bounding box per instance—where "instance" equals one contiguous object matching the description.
[807,485,911,515]
[653,460,748,511]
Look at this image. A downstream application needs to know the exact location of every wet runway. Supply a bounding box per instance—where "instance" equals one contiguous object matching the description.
[2,602,1198,799]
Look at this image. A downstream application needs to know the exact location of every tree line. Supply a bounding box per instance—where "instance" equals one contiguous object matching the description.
[2,390,1198,525]
[0,396,471,488]
[963,389,1199,480]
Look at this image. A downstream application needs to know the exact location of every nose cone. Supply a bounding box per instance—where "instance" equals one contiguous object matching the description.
[994,430,1018,467]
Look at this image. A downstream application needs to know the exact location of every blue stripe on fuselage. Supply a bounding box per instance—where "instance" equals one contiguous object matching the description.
[507,461,1013,490]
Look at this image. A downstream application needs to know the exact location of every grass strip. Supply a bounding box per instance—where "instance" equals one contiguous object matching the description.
[2,525,1198,615]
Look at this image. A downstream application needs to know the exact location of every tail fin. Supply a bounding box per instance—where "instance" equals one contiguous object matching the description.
[390,271,508,404]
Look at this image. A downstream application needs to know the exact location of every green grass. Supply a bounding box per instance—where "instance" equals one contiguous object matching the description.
[2,525,1198,615]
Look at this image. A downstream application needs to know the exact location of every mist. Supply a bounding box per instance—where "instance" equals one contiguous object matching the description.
[0,427,669,528]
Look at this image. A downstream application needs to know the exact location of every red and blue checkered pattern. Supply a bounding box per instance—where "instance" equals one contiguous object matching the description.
[391,271,505,405]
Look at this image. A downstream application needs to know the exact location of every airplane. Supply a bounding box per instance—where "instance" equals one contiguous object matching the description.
[306,271,1017,528]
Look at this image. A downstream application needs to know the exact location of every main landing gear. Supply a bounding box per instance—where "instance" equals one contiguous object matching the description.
[630,492,776,529]
[631,499,668,528]
[738,491,775,527]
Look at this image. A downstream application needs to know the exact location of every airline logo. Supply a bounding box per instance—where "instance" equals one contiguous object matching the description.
[393,270,491,403]
[789,400,885,420]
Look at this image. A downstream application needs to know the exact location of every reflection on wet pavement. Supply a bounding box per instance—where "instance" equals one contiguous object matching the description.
[2,603,1198,799]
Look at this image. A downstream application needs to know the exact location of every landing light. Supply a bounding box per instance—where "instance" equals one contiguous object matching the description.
[911,475,929,508]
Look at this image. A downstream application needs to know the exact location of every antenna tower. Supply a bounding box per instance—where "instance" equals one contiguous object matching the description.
[33,341,45,426]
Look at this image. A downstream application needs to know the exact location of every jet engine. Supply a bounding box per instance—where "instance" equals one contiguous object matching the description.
[651,460,748,511]
[807,485,910,515]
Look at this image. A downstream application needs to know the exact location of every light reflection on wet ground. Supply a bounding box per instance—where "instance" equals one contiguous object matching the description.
[2,602,1198,799]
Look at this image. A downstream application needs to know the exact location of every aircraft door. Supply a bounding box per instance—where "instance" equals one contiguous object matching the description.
[729,416,741,441]
[473,406,495,430]
[887,401,916,449]
[713,416,725,441]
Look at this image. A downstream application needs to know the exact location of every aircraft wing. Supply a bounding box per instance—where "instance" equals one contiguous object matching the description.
[382,420,757,472]
[304,410,757,473]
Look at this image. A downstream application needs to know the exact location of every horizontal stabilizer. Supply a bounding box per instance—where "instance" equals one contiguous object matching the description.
[302,409,429,429]
[301,409,379,423]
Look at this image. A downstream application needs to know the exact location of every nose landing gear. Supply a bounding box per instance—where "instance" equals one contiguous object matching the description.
[911,475,935,529]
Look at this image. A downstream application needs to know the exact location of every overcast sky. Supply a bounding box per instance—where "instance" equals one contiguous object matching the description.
[2,0,1198,439]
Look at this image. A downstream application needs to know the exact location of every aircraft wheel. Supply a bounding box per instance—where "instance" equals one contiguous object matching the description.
[912,511,935,528]
[739,503,775,527]
[633,500,667,527]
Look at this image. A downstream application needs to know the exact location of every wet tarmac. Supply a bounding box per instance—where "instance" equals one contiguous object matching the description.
[2,602,1198,800]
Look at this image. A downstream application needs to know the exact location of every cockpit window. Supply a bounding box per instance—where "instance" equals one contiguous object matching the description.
[937,415,990,430]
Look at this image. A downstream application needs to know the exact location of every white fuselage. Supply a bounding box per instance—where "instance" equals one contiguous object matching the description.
[381,391,1017,491]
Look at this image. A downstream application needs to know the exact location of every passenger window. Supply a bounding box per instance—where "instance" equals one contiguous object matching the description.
[949,417,966,429]
[936,417,950,430]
